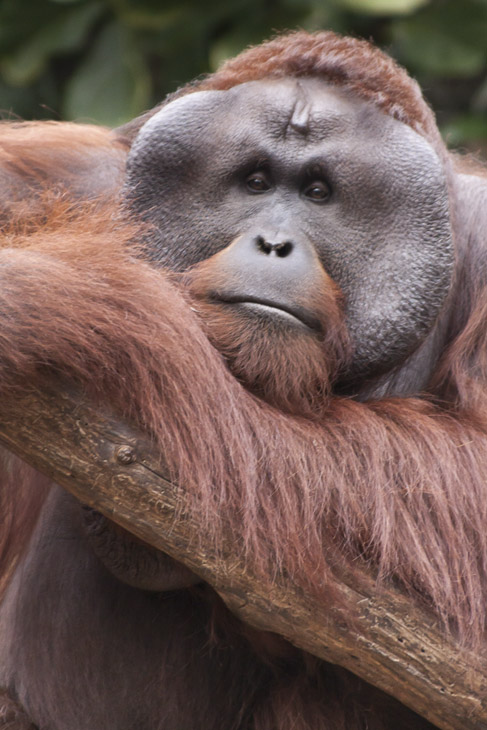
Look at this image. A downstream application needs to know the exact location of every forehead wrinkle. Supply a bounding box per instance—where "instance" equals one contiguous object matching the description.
[283,80,352,142]
[286,81,311,136]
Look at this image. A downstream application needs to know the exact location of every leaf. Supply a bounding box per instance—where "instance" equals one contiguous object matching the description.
[392,0,487,76]
[63,21,151,126]
[337,0,429,14]
[0,2,103,86]
[442,113,487,146]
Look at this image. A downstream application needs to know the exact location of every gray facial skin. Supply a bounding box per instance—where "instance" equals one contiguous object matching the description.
[125,78,453,383]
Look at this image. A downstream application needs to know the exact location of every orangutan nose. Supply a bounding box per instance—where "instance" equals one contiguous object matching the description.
[255,236,294,258]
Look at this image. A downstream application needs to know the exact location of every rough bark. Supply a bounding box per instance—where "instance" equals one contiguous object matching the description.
[0,386,485,730]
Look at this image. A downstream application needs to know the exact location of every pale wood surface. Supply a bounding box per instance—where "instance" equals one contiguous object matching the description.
[0,386,485,730]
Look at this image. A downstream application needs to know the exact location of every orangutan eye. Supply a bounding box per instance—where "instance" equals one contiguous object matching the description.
[246,173,271,193]
[303,180,331,202]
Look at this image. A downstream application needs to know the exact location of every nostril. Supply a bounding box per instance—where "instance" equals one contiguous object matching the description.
[255,237,294,258]
[275,241,293,258]
[256,235,270,254]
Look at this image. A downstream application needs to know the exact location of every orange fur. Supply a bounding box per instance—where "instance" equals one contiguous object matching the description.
[123,31,443,153]
[0,173,486,645]
[0,121,127,222]
[1,30,487,730]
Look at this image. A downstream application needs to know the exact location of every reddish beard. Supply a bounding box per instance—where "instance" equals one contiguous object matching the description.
[184,260,351,418]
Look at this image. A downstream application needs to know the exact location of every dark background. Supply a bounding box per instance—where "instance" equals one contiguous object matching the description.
[0,0,486,155]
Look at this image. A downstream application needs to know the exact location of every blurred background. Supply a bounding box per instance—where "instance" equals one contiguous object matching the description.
[0,0,486,155]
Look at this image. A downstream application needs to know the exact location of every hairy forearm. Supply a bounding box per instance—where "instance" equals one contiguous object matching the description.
[0,221,486,644]
[0,385,486,730]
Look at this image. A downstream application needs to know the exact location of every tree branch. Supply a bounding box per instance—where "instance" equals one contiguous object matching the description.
[0,386,485,730]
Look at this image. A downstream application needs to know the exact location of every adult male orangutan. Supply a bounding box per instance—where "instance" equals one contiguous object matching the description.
[0,30,486,730]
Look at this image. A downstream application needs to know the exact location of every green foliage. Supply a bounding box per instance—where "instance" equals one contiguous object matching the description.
[64,21,151,125]
[391,0,487,76]
[340,0,428,13]
[0,0,485,152]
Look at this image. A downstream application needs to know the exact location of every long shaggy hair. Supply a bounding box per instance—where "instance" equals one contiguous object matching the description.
[0,30,487,730]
